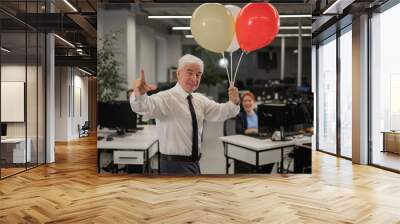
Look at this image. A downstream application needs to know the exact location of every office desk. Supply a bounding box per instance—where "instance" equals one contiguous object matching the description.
[97,125,159,174]
[1,138,32,164]
[219,135,311,174]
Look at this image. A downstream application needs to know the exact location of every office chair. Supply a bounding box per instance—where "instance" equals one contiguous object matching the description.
[223,118,237,136]
[79,121,90,138]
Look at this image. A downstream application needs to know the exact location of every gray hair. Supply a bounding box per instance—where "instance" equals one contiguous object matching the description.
[178,54,204,72]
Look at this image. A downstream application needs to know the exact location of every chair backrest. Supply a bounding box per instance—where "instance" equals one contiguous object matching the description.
[223,118,236,136]
[82,121,90,129]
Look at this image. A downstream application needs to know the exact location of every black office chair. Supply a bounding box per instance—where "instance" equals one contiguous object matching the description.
[79,121,90,138]
[223,118,236,136]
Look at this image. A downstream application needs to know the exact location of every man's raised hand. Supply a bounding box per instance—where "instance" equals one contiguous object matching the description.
[133,69,157,96]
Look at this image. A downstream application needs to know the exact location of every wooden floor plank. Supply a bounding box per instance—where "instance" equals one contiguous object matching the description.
[0,135,400,223]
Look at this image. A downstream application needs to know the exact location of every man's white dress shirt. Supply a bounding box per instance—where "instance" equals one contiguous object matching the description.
[130,83,240,156]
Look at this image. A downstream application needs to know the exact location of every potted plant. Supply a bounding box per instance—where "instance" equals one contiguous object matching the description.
[97,31,126,102]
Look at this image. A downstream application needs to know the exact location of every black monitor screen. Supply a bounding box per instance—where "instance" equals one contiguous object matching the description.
[98,102,114,129]
[1,123,7,137]
[98,101,137,131]
[258,103,312,134]
[114,101,137,130]
[257,104,290,134]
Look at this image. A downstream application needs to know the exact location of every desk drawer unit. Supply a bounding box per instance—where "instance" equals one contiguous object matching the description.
[227,144,256,165]
[258,149,282,166]
[113,151,144,165]
[384,132,400,154]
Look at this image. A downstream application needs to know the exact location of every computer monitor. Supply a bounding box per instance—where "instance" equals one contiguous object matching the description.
[257,104,290,134]
[98,101,137,134]
[257,103,311,139]
[1,123,7,137]
[113,101,137,131]
[98,102,114,129]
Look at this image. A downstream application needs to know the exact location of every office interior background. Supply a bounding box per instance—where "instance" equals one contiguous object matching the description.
[97,2,312,174]
[0,0,96,179]
[314,0,400,172]
[0,0,400,222]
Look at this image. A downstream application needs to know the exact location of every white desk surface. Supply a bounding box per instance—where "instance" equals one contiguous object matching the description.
[219,135,311,151]
[1,138,29,143]
[97,125,158,150]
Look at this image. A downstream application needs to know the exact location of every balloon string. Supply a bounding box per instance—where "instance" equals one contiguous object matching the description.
[222,52,231,84]
[233,51,245,83]
[230,52,233,84]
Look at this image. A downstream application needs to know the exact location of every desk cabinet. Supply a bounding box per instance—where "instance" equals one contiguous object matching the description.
[97,125,159,174]
[1,138,32,164]
[382,132,400,154]
[113,150,144,165]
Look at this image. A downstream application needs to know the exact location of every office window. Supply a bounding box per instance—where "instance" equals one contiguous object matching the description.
[371,3,400,171]
[339,28,352,158]
[317,35,337,154]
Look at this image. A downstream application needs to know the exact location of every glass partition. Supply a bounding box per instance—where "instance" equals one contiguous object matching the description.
[371,3,400,171]
[1,30,28,177]
[339,27,352,158]
[0,1,46,179]
[317,35,337,155]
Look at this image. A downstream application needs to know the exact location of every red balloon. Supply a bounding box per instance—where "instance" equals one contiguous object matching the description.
[236,3,280,52]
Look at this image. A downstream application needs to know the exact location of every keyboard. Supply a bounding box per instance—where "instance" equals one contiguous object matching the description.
[246,133,271,140]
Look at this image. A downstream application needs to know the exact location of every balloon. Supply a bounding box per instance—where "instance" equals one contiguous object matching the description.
[224,5,241,52]
[236,3,280,52]
[191,3,235,53]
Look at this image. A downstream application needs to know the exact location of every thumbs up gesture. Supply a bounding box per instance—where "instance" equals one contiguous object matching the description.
[133,69,157,96]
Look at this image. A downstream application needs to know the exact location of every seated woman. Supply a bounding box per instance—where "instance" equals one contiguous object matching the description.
[235,91,275,173]
[235,91,258,135]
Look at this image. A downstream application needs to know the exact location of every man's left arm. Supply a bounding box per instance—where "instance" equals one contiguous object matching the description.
[203,84,240,122]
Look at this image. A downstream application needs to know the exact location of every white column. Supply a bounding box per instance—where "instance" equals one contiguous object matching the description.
[352,14,369,164]
[126,13,136,89]
[156,37,168,83]
[46,33,55,163]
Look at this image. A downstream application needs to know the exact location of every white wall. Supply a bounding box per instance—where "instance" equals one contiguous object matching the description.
[55,67,69,141]
[1,65,34,137]
[54,67,89,141]
[1,64,46,164]
[72,74,89,138]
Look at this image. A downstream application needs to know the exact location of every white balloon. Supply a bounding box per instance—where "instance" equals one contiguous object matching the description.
[225,5,241,52]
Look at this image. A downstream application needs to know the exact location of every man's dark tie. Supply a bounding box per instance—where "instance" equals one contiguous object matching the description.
[187,94,199,161]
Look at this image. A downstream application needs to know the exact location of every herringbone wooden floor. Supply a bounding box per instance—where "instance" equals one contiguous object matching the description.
[1,135,400,224]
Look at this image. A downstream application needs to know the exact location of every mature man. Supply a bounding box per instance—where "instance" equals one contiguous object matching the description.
[130,54,240,174]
